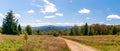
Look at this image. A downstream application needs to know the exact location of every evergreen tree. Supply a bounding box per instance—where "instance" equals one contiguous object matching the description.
[0,27,2,33]
[69,28,74,36]
[88,27,94,35]
[84,23,88,35]
[2,11,19,34]
[25,25,32,35]
[18,24,22,34]
[36,29,41,35]
[112,26,117,35]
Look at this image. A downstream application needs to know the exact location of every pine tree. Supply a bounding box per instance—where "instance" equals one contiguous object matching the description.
[112,26,117,35]
[84,23,88,35]
[18,24,22,34]
[69,28,74,36]
[88,27,94,36]
[2,11,19,34]
[25,25,32,35]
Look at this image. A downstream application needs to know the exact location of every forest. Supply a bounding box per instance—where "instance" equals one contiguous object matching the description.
[1,11,120,36]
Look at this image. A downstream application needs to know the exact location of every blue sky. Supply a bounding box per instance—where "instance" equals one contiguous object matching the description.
[0,0,120,26]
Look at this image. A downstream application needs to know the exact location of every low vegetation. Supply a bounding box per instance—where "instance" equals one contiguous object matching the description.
[63,35,120,51]
[0,35,70,51]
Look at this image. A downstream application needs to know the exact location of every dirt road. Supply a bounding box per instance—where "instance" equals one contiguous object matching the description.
[59,37,96,51]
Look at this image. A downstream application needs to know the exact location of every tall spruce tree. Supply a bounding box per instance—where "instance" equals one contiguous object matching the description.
[69,28,74,36]
[84,23,88,35]
[88,27,94,35]
[2,11,19,34]
[112,26,117,35]
[18,24,22,34]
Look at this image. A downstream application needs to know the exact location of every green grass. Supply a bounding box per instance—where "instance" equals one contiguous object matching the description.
[0,35,70,51]
[62,35,120,51]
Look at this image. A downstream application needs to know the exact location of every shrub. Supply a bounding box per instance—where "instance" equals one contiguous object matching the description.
[25,25,32,35]
[116,32,120,35]
[52,31,59,37]
[24,31,29,51]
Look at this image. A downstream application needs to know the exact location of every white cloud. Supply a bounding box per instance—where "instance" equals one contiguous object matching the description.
[44,13,63,19]
[86,17,96,20]
[27,9,35,14]
[55,13,63,16]
[35,20,42,23]
[78,8,91,14]
[106,24,111,25]
[56,22,85,26]
[14,14,21,18]
[21,22,85,26]
[21,22,52,26]
[44,15,55,18]
[41,0,57,13]
[0,13,4,17]
[98,22,104,24]
[107,14,120,19]
[86,17,90,20]
[31,0,43,8]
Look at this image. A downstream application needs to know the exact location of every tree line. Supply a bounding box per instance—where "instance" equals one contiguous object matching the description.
[1,11,120,36]
[48,23,120,36]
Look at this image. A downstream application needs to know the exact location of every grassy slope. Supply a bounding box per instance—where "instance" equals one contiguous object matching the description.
[0,35,70,51]
[62,35,120,51]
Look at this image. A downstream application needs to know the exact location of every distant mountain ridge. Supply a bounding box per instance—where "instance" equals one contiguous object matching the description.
[22,25,72,32]
[32,25,72,32]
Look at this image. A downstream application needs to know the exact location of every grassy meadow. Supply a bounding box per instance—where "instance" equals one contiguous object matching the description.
[0,35,70,51]
[62,35,120,51]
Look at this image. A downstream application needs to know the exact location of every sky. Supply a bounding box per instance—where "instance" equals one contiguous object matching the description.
[0,0,120,26]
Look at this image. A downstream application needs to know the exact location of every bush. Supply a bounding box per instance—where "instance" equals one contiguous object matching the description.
[116,32,120,35]
[25,25,32,35]
[36,30,42,35]
[50,31,59,37]
[53,33,59,37]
